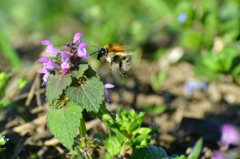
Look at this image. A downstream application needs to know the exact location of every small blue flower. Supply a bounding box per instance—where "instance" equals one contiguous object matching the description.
[183,79,207,97]
[0,137,6,142]
[177,12,187,24]
[151,123,159,131]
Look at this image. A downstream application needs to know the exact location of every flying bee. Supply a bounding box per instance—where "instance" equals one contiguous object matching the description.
[90,44,132,76]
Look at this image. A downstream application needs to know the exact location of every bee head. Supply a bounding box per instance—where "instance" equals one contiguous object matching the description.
[99,47,108,55]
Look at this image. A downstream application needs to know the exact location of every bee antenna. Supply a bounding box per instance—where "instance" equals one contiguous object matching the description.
[90,51,98,56]
[91,45,100,50]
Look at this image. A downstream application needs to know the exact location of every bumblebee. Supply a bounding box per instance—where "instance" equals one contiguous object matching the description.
[92,44,132,76]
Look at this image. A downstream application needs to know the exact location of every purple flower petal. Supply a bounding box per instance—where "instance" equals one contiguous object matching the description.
[37,68,50,86]
[41,40,58,56]
[41,40,52,45]
[105,84,115,88]
[44,45,58,56]
[220,124,240,146]
[42,71,50,83]
[61,68,67,74]
[38,57,61,70]
[73,33,82,43]
[104,83,115,101]
[79,43,87,48]
[77,44,89,58]
[60,52,70,63]
[37,68,48,74]
[212,151,224,159]
[38,57,49,63]
[60,52,69,57]
[106,96,110,102]
[60,52,70,73]
[61,63,70,74]
[104,89,109,96]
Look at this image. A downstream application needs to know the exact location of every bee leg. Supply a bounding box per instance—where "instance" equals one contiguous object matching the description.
[119,60,127,77]
[119,69,127,77]
[97,57,104,64]
[108,55,118,71]
[111,55,119,65]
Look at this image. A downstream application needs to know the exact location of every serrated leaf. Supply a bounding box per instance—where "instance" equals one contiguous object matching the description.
[71,64,89,79]
[66,77,104,112]
[84,65,97,78]
[47,101,83,149]
[46,74,72,102]
[131,144,168,159]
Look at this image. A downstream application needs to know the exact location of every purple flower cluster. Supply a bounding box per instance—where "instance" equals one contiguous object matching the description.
[212,124,240,159]
[37,33,89,86]
[212,151,224,159]
[219,123,240,147]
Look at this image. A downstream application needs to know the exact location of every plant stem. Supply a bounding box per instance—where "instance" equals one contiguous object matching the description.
[79,116,87,137]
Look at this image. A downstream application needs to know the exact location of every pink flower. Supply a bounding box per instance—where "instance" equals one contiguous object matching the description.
[73,33,82,43]
[60,52,70,74]
[212,151,224,159]
[77,43,89,58]
[104,84,115,101]
[41,40,58,56]
[38,57,61,70]
[220,124,240,147]
[72,33,89,58]
[37,68,50,86]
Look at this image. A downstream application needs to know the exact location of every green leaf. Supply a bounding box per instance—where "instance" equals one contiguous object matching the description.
[131,144,168,159]
[129,127,151,149]
[118,108,145,135]
[71,64,89,79]
[90,102,115,120]
[151,72,166,92]
[47,101,83,149]
[46,74,72,102]
[103,133,124,157]
[170,155,187,159]
[188,138,203,159]
[74,146,84,159]
[142,104,167,115]
[84,65,98,78]
[66,77,104,112]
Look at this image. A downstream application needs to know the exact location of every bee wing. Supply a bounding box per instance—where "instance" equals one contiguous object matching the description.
[115,51,134,56]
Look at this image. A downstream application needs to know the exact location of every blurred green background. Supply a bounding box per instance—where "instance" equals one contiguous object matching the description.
[0,0,239,82]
